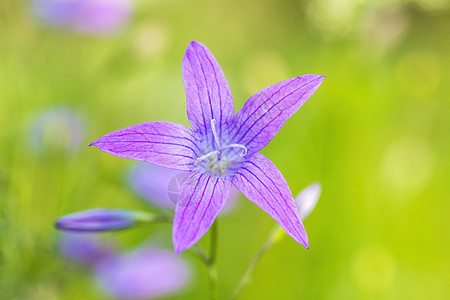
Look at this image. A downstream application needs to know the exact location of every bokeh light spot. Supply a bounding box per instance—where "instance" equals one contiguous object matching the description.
[243,51,288,95]
[396,50,441,99]
[381,136,434,195]
[353,244,396,292]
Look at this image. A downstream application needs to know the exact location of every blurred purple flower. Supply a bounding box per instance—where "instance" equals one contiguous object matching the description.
[59,233,115,266]
[128,162,240,212]
[29,106,84,154]
[32,0,133,35]
[94,246,190,299]
[55,208,135,233]
[59,235,190,299]
[128,163,181,209]
[90,41,325,254]
[295,182,321,220]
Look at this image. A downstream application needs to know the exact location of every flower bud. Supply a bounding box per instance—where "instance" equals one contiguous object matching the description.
[55,208,135,233]
[295,182,322,220]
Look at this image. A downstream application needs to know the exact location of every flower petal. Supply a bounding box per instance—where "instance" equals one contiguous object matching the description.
[231,153,309,248]
[232,74,325,154]
[172,173,231,254]
[182,41,235,138]
[90,121,198,170]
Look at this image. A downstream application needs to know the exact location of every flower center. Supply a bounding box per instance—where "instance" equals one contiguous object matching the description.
[194,119,247,176]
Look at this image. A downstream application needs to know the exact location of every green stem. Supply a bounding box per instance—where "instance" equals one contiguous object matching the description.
[133,211,173,225]
[231,225,283,299]
[192,244,210,265]
[209,221,219,300]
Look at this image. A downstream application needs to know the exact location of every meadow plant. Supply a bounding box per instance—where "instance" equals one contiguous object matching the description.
[55,41,324,299]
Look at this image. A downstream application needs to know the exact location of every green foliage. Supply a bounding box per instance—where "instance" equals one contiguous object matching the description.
[0,0,449,299]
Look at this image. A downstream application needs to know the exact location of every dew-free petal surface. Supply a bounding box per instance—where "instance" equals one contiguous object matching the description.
[182,41,235,139]
[172,173,231,254]
[232,153,309,248]
[233,75,325,155]
[90,121,198,170]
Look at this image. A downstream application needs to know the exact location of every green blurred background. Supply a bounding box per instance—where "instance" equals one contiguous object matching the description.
[0,0,449,299]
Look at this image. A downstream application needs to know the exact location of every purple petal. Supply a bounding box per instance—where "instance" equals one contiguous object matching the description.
[95,246,189,299]
[182,41,235,139]
[55,208,135,233]
[90,121,198,170]
[231,153,309,248]
[232,75,325,155]
[295,182,321,220]
[172,173,231,254]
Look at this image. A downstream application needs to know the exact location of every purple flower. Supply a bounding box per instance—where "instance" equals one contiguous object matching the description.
[94,246,190,299]
[128,162,240,212]
[59,233,115,265]
[295,182,322,220]
[32,0,133,35]
[128,163,182,209]
[90,41,325,254]
[55,208,135,233]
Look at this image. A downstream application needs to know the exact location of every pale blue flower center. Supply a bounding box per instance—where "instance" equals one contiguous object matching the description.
[194,119,247,176]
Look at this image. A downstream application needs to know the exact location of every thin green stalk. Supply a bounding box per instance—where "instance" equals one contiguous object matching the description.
[209,220,219,300]
[231,225,284,299]
[133,211,173,225]
[192,244,210,265]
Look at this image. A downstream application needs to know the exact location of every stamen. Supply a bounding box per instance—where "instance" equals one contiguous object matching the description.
[195,150,220,164]
[223,144,248,157]
[210,119,221,150]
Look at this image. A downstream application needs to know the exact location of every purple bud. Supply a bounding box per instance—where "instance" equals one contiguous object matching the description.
[32,0,133,35]
[295,182,322,220]
[94,246,190,299]
[55,208,135,233]
[58,233,115,266]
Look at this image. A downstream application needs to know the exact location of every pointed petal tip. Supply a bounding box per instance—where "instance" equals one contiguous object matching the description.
[173,241,187,256]
[307,74,326,88]
[187,40,205,50]
[300,235,310,249]
[309,74,326,81]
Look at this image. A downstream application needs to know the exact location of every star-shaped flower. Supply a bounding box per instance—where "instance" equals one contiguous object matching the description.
[91,41,325,254]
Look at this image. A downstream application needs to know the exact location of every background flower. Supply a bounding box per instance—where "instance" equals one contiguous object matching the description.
[59,233,115,265]
[95,246,190,299]
[32,0,133,35]
[59,235,190,299]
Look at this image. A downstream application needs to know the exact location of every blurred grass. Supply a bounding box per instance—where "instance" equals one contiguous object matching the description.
[0,0,449,299]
